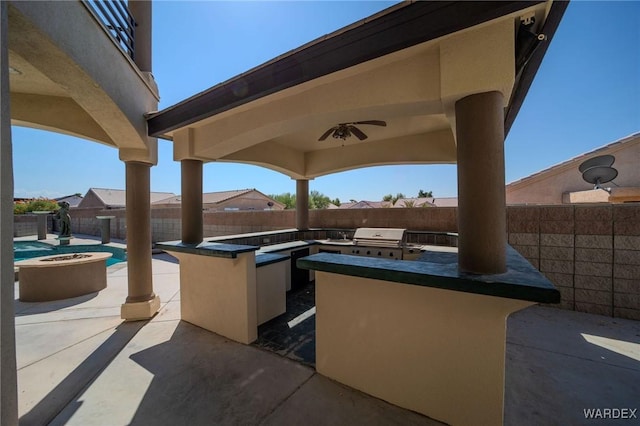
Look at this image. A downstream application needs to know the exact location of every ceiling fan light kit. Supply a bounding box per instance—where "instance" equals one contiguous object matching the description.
[318,120,387,141]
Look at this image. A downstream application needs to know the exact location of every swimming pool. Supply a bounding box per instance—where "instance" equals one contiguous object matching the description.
[14,241,126,266]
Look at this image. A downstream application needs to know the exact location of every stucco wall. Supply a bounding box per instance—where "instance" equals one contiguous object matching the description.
[506,136,640,205]
[9,1,159,156]
[76,191,107,209]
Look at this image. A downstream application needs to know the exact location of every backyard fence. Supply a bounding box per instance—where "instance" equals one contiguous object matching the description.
[14,204,640,320]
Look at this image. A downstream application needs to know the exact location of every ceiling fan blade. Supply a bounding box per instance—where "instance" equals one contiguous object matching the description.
[350,125,368,140]
[318,127,336,141]
[353,120,386,127]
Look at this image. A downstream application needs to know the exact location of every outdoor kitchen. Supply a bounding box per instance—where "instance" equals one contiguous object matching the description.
[155,227,459,339]
[156,224,558,425]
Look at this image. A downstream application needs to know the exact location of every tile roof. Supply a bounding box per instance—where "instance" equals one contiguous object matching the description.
[392,198,435,208]
[152,189,263,205]
[89,188,176,208]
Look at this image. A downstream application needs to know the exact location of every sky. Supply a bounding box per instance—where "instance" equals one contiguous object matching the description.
[12,1,640,202]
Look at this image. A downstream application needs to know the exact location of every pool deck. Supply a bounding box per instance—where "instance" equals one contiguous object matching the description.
[13,235,640,425]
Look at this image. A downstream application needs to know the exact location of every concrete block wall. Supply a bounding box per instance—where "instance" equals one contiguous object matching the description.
[14,215,39,237]
[204,210,296,236]
[69,208,127,240]
[30,206,457,242]
[310,207,457,231]
[61,207,297,243]
[613,206,640,320]
[574,206,612,317]
[508,204,640,321]
[151,208,181,242]
[13,214,54,237]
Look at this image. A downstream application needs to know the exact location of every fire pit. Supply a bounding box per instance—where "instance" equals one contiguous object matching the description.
[40,253,92,262]
[16,252,112,302]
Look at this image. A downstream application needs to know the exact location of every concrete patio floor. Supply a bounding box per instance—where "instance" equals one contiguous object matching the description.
[14,238,640,425]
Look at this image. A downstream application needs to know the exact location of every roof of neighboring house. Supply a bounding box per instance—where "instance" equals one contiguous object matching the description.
[152,188,285,209]
[339,200,391,209]
[55,194,83,208]
[336,198,458,208]
[154,189,254,205]
[506,132,640,191]
[430,197,458,207]
[204,189,254,204]
[335,202,355,209]
[86,188,177,208]
[392,197,435,208]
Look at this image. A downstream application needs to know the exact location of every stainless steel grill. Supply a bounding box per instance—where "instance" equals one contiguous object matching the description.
[317,228,416,260]
[353,228,407,248]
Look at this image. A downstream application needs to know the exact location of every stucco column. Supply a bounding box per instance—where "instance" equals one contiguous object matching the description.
[97,216,115,244]
[121,161,160,320]
[0,2,18,424]
[456,91,506,274]
[181,159,203,244]
[128,0,151,72]
[296,179,309,231]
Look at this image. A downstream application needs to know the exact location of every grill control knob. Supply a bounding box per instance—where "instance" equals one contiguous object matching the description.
[366,250,371,255]
[377,251,382,256]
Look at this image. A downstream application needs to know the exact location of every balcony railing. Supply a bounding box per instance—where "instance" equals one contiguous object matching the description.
[84,0,136,60]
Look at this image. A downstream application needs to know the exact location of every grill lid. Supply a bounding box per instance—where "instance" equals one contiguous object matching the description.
[353,228,407,247]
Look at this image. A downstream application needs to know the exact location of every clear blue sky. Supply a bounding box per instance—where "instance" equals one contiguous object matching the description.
[12,1,639,202]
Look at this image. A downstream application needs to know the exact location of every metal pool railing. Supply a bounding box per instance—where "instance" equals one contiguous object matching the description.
[83,0,136,60]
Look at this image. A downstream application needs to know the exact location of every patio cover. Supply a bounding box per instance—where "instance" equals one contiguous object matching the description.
[147,1,567,179]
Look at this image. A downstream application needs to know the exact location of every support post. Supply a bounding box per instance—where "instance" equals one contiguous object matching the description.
[296,179,309,231]
[456,91,507,274]
[121,161,160,320]
[120,1,158,320]
[181,159,203,244]
[0,1,18,423]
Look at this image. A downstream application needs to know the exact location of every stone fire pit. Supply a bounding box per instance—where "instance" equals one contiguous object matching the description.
[17,252,112,302]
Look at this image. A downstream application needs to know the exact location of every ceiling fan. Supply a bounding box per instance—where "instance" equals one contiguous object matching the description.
[318,120,387,141]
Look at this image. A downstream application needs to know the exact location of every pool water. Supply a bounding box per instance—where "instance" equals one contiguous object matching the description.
[14,241,54,252]
[14,241,126,266]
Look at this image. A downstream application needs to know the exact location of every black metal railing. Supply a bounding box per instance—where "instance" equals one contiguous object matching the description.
[84,0,136,60]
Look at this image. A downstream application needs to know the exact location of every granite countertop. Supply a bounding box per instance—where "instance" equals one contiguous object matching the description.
[155,240,259,259]
[297,245,560,304]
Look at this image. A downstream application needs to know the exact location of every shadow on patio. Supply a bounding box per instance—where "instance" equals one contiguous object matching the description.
[20,322,146,426]
[15,255,640,425]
